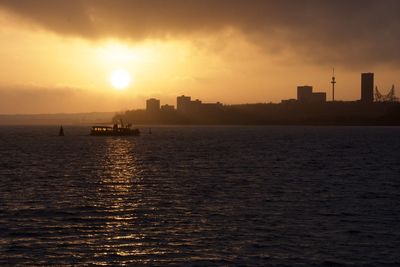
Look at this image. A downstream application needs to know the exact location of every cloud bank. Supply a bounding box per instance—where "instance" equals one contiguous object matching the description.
[1,0,399,67]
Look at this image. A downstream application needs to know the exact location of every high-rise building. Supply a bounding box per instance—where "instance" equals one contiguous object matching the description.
[297,86,313,102]
[146,98,160,113]
[177,95,192,112]
[361,73,374,103]
[297,86,326,103]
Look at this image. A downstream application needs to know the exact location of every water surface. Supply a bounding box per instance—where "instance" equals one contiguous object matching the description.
[0,126,400,266]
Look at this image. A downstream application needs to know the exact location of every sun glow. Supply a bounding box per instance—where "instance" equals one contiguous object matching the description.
[110,69,132,90]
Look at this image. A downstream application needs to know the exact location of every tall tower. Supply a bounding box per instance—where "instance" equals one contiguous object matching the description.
[361,73,374,103]
[331,68,336,102]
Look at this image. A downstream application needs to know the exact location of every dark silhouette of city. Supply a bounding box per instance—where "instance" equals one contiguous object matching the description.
[115,72,400,125]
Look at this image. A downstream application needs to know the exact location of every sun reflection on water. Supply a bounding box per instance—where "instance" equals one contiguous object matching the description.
[93,138,158,265]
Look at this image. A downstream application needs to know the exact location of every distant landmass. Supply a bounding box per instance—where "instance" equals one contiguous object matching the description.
[0,112,115,125]
[116,73,400,126]
[1,103,399,126]
[115,101,400,126]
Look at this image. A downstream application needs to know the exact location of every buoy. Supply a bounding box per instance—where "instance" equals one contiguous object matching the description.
[59,126,64,136]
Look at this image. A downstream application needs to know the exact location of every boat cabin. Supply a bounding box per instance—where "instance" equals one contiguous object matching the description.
[90,124,140,136]
[91,126,114,133]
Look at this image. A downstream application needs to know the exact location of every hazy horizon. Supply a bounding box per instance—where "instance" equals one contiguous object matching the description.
[1,0,400,114]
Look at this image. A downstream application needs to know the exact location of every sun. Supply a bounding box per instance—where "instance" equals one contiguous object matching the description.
[110,69,131,90]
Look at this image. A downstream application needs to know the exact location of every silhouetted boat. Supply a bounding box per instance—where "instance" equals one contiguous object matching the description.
[90,121,140,136]
[59,126,64,136]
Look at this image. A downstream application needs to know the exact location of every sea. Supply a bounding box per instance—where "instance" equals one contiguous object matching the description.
[0,126,400,266]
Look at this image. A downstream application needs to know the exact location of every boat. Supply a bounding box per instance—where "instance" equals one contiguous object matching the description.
[90,120,140,136]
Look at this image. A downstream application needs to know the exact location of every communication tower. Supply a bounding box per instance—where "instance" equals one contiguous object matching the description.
[331,68,336,102]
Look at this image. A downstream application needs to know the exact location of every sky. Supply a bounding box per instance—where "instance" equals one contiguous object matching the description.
[0,0,400,114]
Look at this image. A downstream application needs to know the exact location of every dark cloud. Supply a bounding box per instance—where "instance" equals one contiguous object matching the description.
[1,0,399,66]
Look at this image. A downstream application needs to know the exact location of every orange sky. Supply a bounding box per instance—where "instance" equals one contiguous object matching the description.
[0,1,399,114]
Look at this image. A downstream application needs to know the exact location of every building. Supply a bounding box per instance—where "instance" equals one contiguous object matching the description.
[177,95,192,112]
[191,99,203,112]
[177,95,202,113]
[311,92,327,103]
[297,86,327,103]
[176,95,224,113]
[161,104,175,112]
[297,86,313,102]
[201,102,223,112]
[146,98,160,113]
[361,73,374,103]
